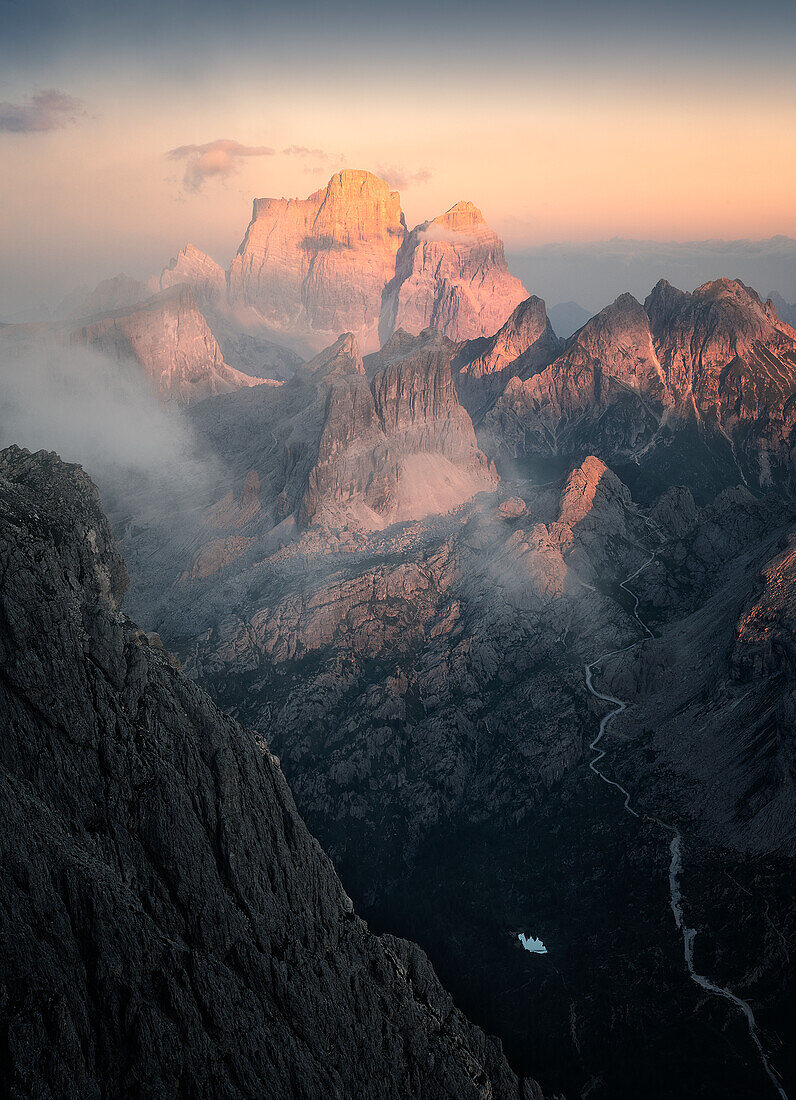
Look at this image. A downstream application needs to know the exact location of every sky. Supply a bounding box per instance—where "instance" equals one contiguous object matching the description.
[1,0,795,316]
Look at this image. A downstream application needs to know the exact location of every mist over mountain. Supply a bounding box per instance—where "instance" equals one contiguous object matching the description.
[507,236,796,316]
[1,161,795,1100]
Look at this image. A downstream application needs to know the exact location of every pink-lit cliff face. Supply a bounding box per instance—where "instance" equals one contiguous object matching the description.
[228,170,405,351]
[226,173,530,352]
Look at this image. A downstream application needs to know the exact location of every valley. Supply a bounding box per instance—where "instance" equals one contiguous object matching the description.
[1,166,794,1099]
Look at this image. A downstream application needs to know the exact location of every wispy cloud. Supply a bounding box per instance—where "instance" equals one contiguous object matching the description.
[283,145,332,160]
[0,90,86,134]
[375,165,433,190]
[167,138,275,192]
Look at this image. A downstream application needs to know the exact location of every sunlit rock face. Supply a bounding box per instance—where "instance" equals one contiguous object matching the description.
[228,169,405,353]
[227,173,529,354]
[380,201,528,345]
[644,278,796,491]
[69,286,261,404]
[482,278,796,497]
[150,243,227,306]
[485,292,666,459]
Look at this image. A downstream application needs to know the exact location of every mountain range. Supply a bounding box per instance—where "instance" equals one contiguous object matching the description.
[0,168,794,1099]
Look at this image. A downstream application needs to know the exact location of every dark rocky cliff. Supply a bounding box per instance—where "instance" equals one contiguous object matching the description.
[0,445,549,1100]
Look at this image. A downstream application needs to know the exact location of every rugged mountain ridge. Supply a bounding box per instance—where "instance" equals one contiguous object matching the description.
[452,295,561,417]
[0,444,551,1100]
[190,327,496,538]
[144,450,795,1099]
[482,278,796,499]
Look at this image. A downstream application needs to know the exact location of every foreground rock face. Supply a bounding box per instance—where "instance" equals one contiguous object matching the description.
[228,169,406,352]
[380,202,528,345]
[0,445,551,1100]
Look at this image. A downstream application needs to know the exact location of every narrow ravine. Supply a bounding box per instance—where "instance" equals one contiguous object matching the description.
[584,543,789,1100]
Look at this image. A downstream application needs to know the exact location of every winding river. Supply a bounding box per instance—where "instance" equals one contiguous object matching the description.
[584,545,788,1099]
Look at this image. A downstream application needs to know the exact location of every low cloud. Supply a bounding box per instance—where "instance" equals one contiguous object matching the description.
[0,89,86,134]
[167,138,275,193]
[375,165,433,190]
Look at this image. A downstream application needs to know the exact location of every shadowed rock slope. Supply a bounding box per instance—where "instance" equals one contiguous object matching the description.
[0,445,551,1100]
[190,329,496,536]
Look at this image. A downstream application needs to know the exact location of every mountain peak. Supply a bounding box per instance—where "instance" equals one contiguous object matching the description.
[303,331,364,379]
[432,200,486,233]
[230,172,405,353]
[380,201,527,345]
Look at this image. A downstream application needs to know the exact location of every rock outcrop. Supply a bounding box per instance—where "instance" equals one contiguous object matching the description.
[485,292,667,459]
[452,295,561,416]
[191,329,496,532]
[380,201,528,345]
[227,172,529,354]
[644,277,796,491]
[228,169,405,353]
[0,444,550,1100]
[69,285,262,404]
[149,242,227,306]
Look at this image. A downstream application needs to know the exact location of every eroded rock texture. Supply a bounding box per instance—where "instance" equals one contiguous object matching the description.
[381,201,528,345]
[0,444,551,1100]
[228,169,406,353]
[482,278,796,500]
[192,329,496,533]
[227,173,527,354]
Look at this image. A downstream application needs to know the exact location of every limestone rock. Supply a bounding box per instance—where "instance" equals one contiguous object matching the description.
[69,285,261,404]
[193,329,497,532]
[228,169,405,353]
[485,293,666,459]
[453,295,561,417]
[381,201,528,345]
[150,242,227,306]
[0,444,549,1100]
[644,277,796,492]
